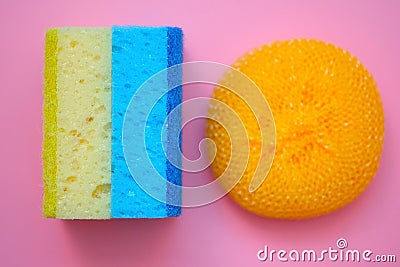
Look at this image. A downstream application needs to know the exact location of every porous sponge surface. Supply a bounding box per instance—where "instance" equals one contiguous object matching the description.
[112,26,170,218]
[43,26,183,219]
[55,28,112,219]
[207,39,384,219]
[43,29,58,218]
[166,27,183,217]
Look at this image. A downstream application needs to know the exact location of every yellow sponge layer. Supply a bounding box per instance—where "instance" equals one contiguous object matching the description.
[206,39,384,219]
[43,29,58,217]
[43,28,112,219]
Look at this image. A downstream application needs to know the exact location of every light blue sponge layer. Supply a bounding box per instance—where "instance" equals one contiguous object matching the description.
[111,26,182,218]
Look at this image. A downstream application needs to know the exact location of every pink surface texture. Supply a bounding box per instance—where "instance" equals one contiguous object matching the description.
[1,0,399,266]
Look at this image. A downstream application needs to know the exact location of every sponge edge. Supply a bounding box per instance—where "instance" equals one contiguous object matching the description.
[43,29,58,218]
[111,26,183,218]
[166,27,183,217]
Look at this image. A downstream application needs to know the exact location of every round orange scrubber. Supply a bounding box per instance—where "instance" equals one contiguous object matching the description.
[206,39,384,219]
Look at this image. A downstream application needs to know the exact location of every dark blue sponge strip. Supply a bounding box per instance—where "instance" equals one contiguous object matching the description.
[166,27,183,216]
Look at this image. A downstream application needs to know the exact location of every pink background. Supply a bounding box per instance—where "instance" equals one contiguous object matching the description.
[1,0,399,266]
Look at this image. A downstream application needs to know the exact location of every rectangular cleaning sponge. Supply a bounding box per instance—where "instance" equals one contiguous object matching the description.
[42,26,183,219]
